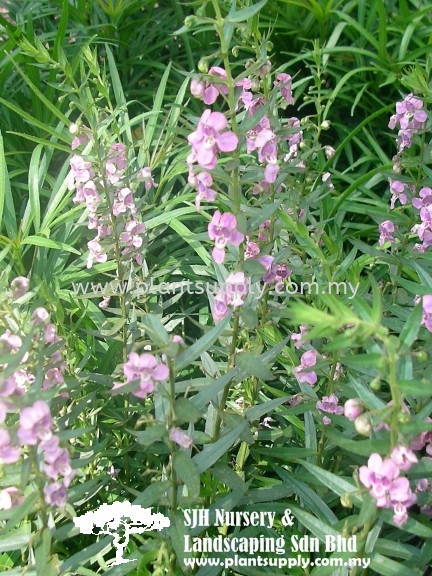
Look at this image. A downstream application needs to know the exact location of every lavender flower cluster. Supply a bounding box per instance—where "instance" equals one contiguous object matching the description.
[0,277,74,509]
[379,94,430,252]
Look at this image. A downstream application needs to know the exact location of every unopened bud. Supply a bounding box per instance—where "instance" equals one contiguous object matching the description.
[69,123,79,135]
[370,377,381,391]
[340,493,353,508]
[197,58,208,73]
[354,414,371,436]
[344,398,363,421]
[184,15,196,27]
[415,350,427,362]
[321,120,331,129]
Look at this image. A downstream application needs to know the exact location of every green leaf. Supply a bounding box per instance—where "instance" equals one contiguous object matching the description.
[369,552,420,576]
[141,314,170,346]
[130,424,166,446]
[299,461,362,504]
[174,397,201,424]
[173,451,200,499]
[193,423,246,473]
[176,313,232,372]
[245,396,290,423]
[27,144,43,234]
[0,130,17,238]
[235,351,274,381]
[398,303,423,354]
[20,235,81,255]
[227,0,267,22]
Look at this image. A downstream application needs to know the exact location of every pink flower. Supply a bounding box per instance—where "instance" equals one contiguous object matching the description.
[359,453,399,505]
[44,482,67,508]
[32,307,50,325]
[291,325,309,349]
[169,427,193,449]
[225,272,249,307]
[0,429,20,464]
[388,179,407,209]
[0,487,24,510]
[188,110,238,170]
[316,393,344,425]
[378,220,395,246]
[138,167,157,191]
[69,155,93,186]
[87,239,107,268]
[0,329,22,353]
[244,238,260,259]
[208,211,244,264]
[274,73,294,104]
[193,171,217,210]
[120,220,146,249]
[294,350,318,386]
[390,446,418,471]
[10,276,29,299]
[120,352,169,399]
[421,295,432,333]
[17,400,52,445]
[190,67,228,105]
[212,290,230,323]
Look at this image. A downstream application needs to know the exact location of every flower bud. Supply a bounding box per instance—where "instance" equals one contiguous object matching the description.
[370,377,381,391]
[354,414,372,436]
[197,58,208,73]
[69,123,79,135]
[184,15,196,27]
[344,398,363,421]
[321,120,331,129]
[415,350,427,362]
[340,493,352,508]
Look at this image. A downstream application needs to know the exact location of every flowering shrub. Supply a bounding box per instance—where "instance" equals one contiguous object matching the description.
[0,1,432,575]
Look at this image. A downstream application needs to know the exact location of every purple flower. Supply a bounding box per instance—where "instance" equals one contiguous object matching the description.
[388,93,427,153]
[244,238,260,259]
[188,110,238,170]
[17,400,52,445]
[32,307,50,325]
[119,352,169,399]
[208,211,244,264]
[86,239,107,269]
[390,445,418,471]
[294,350,318,386]
[316,393,344,425]
[388,179,407,209]
[274,73,294,104]
[412,186,432,209]
[378,220,395,246]
[169,427,193,449]
[10,276,29,299]
[0,487,24,510]
[421,295,432,333]
[138,167,158,191]
[192,171,217,210]
[224,272,249,307]
[68,155,94,186]
[291,325,309,349]
[359,453,400,506]
[190,67,228,105]
[0,329,22,353]
[0,429,20,463]
[44,482,67,508]
[212,290,230,323]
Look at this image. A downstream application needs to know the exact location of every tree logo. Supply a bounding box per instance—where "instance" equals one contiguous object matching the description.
[73,501,170,565]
